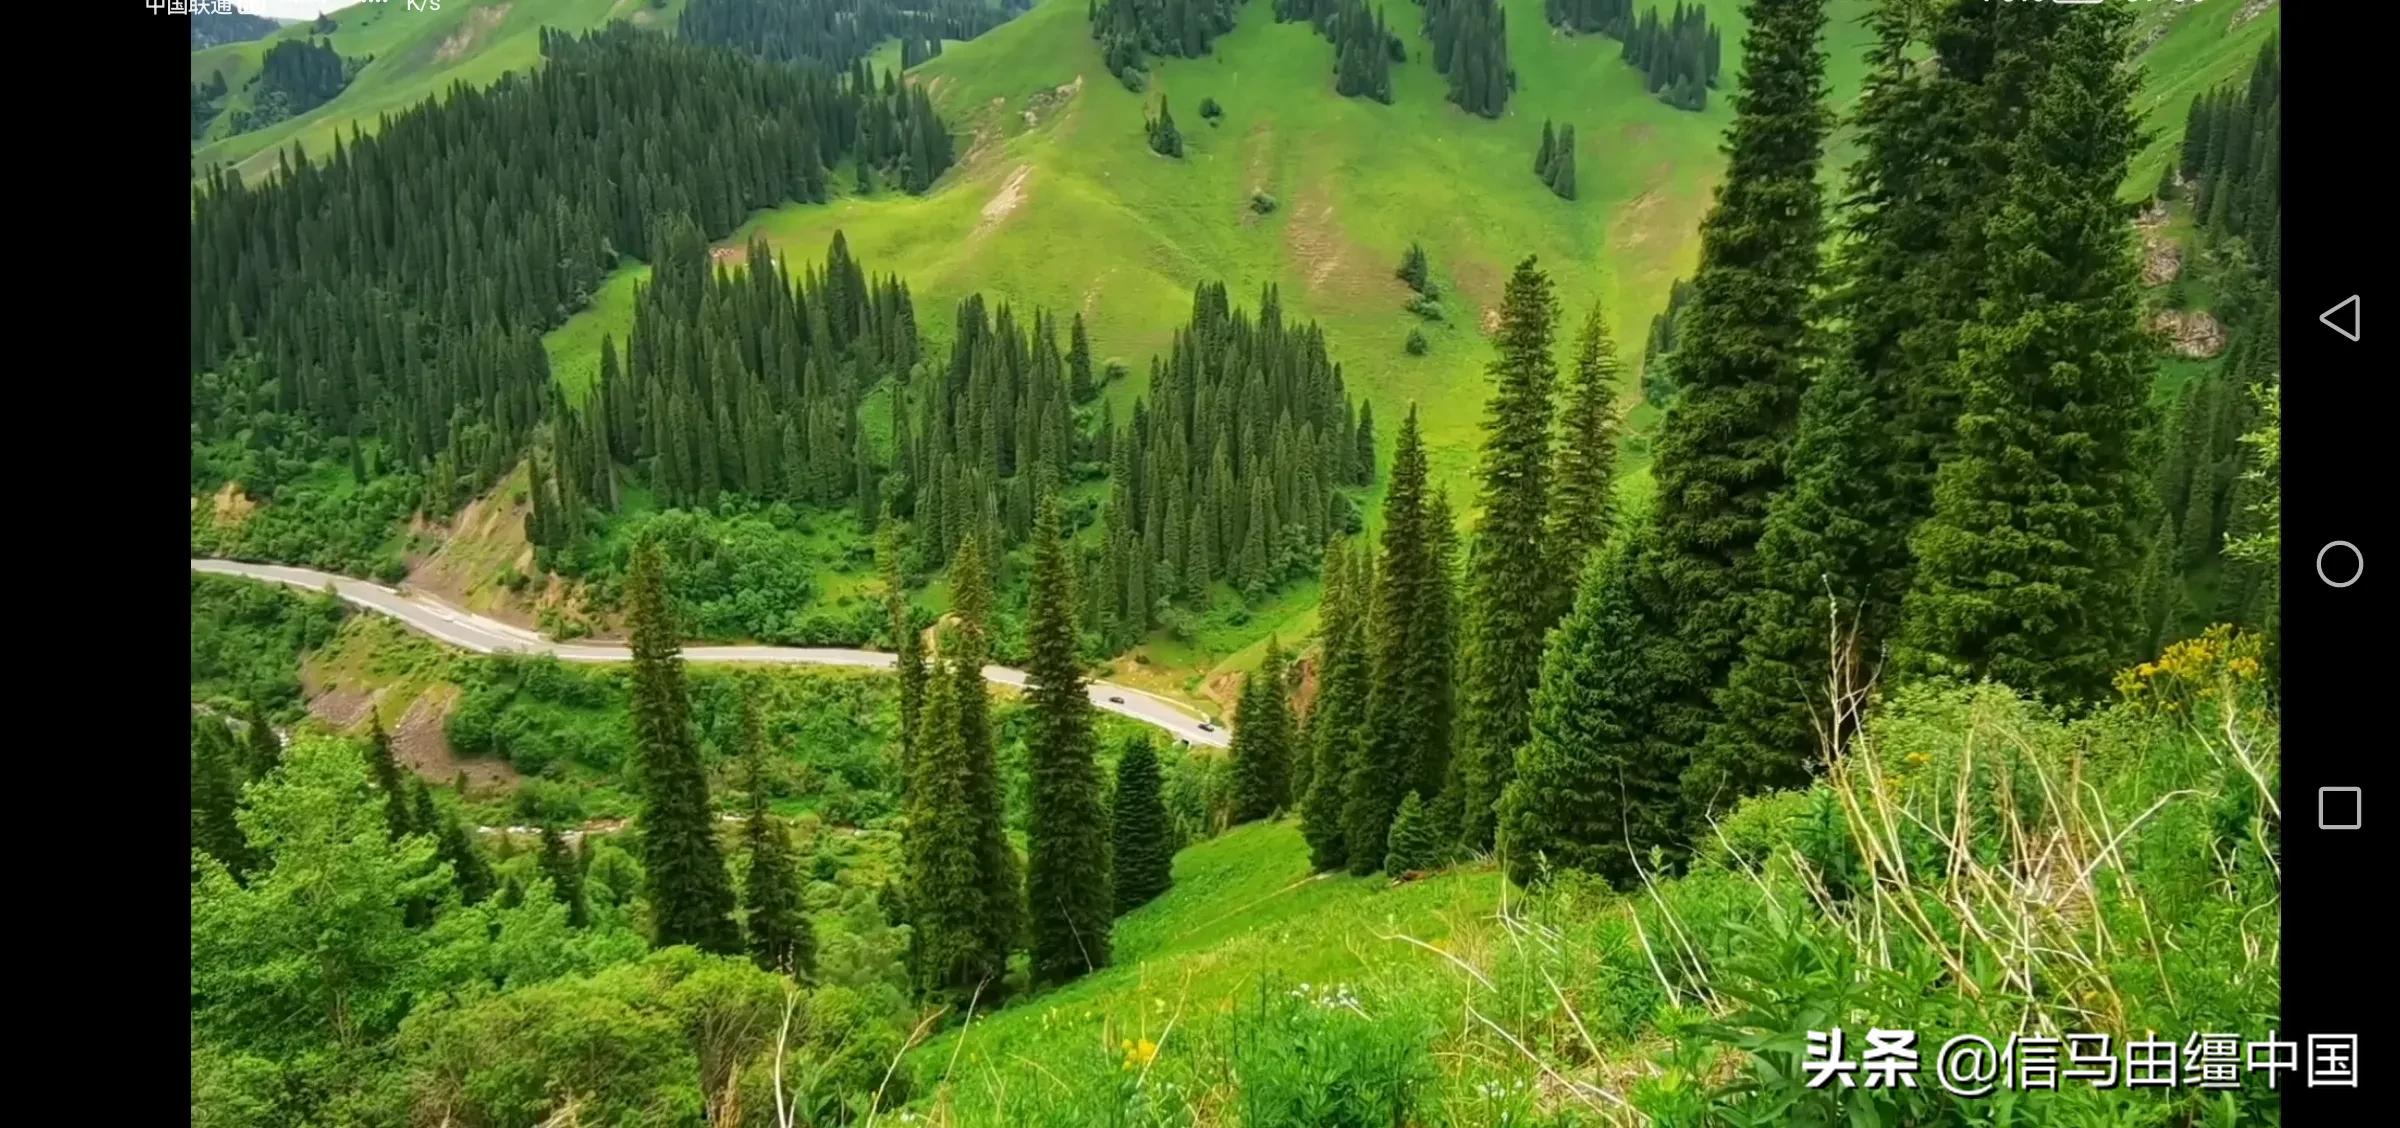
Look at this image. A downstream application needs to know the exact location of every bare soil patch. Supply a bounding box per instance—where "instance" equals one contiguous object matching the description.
[1282,185,1392,303]
[435,4,509,65]
[209,481,256,529]
[976,164,1035,236]
[2154,309,2227,359]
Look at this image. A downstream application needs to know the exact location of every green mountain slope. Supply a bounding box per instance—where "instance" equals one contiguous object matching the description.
[727,0,1875,506]
[523,0,2276,692]
[191,0,686,184]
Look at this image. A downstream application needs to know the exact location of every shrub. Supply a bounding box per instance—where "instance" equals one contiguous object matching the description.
[1199,96,1223,121]
[1404,294,1444,322]
[1250,190,1279,214]
[1403,328,1428,356]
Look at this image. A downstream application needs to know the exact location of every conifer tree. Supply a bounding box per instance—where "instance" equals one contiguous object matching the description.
[736,688,815,978]
[1535,119,1557,177]
[362,713,412,840]
[1069,312,1097,402]
[1898,3,2153,707]
[1690,0,2018,813]
[1455,257,1563,852]
[1507,0,1831,877]
[1498,530,1683,887]
[1347,409,1453,872]
[433,796,495,905]
[539,824,590,928]
[1299,540,1369,871]
[1231,639,1296,823]
[1110,736,1174,914]
[1548,299,1624,577]
[190,715,252,878]
[905,534,1020,1000]
[883,517,928,786]
[1383,791,1443,875]
[626,539,743,953]
[1547,124,1578,199]
[1640,0,1833,827]
[1024,493,1114,985]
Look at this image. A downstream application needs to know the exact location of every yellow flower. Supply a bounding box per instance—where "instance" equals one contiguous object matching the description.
[1121,1037,1158,1070]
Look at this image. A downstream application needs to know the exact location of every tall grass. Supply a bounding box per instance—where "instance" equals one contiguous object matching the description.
[888,626,2281,1125]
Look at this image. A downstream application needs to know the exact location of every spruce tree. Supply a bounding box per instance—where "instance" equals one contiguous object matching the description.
[1299,540,1368,871]
[1383,791,1444,875]
[905,534,1020,1000]
[1548,124,1577,200]
[434,798,495,905]
[1623,0,1834,846]
[626,539,742,954]
[1535,119,1556,177]
[737,688,815,978]
[190,715,252,878]
[1548,299,1624,577]
[1692,1,2082,814]
[1229,639,1291,823]
[539,823,590,928]
[1455,256,1562,852]
[883,517,927,786]
[1110,736,1175,914]
[1499,531,1684,887]
[1023,493,1114,985]
[1347,409,1453,872]
[362,713,412,840]
[1898,4,2153,707]
[1069,312,1096,402]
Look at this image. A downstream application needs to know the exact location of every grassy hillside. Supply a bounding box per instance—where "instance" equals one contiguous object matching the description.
[900,643,2281,1124]
[191,0,686,184]
[536,0,2275,690]
[726,0,1876,506]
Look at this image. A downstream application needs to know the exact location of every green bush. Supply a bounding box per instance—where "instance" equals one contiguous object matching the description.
[1230,980,1434,1127]
[1404,328,1429,356]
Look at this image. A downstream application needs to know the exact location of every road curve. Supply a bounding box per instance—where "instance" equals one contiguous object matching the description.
[191,559,1230,749]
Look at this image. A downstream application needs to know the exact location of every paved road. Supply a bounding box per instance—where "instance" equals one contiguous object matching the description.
[191,558,1230,748]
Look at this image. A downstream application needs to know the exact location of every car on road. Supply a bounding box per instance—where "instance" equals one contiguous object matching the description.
[1197,721,1216,732]
[1107,695,1125,704]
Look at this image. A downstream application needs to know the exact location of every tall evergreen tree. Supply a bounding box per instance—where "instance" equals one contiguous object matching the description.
[1230,638,1296,823]
[905,534,1021,1000]
[1499,532,1682,887]
[1505,0,1832,882]
[1547,299,1624,578]
[1454,257,1563,852]
[736,688,815,978]
[1898,3,2153,707]
[625,540,743,953]
[1110,736,1174,914]
[1069,312,1097,402]
[361,713,412,841]
[1023,493,1114,985]
[431,794,495,905]
[883,517,928,787]
[1687,0,2045,814]
[1346,409,1453,872]
[539,824,590,929]
[1299,540,1369,871]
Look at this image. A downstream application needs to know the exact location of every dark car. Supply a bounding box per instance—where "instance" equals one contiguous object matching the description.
[1108,695,1125,704]
[1197,722,1216,732]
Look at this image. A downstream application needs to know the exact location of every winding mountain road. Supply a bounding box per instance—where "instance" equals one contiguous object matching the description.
[191,559,1230,748]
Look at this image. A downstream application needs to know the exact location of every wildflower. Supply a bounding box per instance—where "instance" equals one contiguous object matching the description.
[1121,1037,1159,1070]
